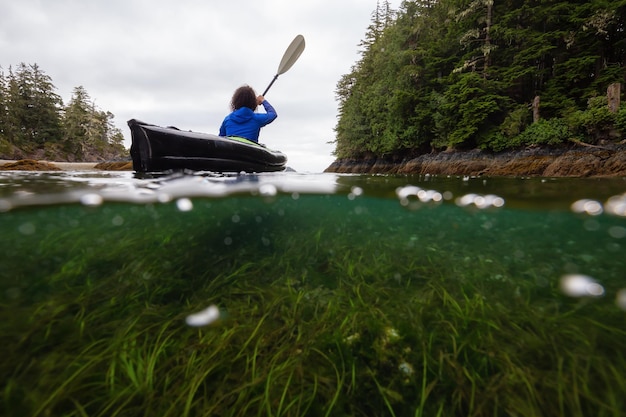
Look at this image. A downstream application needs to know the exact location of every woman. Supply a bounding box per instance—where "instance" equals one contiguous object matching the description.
[219,85,277,143]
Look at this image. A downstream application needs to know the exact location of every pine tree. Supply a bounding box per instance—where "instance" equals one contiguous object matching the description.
[5,63,64,151]
[335,1,393,155]
[0,68,7,145]
[63,86,126,161]
[333,0,626,157]
[63,86,91,158]
[0,63,127,160]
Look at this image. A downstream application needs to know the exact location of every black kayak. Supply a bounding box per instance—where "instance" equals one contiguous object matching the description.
[128,119,288,173]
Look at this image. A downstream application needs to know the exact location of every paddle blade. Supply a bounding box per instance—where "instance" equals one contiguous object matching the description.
[276,34,305,75]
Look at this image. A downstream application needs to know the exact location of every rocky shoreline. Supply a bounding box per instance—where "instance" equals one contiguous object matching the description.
[3,144,626,177]
[325,143,626,177]
[0,159,132,171]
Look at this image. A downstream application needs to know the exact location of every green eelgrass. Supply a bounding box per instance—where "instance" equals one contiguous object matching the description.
[1,195,626,416]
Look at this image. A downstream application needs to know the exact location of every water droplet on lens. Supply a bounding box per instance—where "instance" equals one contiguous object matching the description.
[18,222,36,235]
[571,199,603,216]
[0,199,11,212]
[608,226,626,239]
[80,193,103,206]
[560,274,604,298]
[5,287,21,299]
[176,198,193,212]
[396,185,422,200]
[605,194,626,217]
[259,184,277,197]
[616,289,626,310]
[157,193,172,203]
[584,219,600,231]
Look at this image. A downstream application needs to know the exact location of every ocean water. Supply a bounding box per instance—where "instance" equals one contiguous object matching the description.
[1,170,626,417]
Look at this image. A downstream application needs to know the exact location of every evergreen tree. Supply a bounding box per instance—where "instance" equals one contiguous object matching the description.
[334,0,626,158]
[0,63,126,160]
[63,86,126,161]
[334,2,396,158]
[453,0,495,78]
[0,68,7,144]
[5,63,64,151]
[63,86,92,158]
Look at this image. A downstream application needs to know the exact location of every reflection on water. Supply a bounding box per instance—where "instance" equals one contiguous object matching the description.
[1,171,626,416]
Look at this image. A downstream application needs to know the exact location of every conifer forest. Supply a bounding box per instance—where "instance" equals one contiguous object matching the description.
[334,0,626,159]
[0,63,126,162]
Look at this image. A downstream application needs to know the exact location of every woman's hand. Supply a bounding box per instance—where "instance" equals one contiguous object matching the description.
[256,95,265,105]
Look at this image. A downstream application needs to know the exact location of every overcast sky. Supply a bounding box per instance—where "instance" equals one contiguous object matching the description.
[1,0,399,172]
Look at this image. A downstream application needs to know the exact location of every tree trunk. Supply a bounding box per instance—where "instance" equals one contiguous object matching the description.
[484,0,493,78]
[532,95,541,123]
[607,83,621,113]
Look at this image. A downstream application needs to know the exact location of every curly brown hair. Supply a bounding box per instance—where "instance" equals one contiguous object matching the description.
[230,85,257,111]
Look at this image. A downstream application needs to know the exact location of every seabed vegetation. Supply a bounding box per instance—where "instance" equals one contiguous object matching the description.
[1,192,626,417]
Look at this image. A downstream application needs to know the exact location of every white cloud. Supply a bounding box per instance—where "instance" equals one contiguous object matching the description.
[1,0,397,172]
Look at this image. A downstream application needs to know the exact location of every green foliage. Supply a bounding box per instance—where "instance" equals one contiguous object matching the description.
[334,0,626,159]
[479,118,570,152]
[434,73,509,149]
[63,86,126,160]
[480,132,509,152]
[564,96,618,143]
[616,106,626,133]
[1,63,64,150]
[515,118,570,147]
[500,105,531,139]
[0,63,127,161]
[0,138,13,156]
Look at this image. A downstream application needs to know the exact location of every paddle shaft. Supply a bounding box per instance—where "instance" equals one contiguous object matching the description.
[262,75,279,97]
[262,35,305,97]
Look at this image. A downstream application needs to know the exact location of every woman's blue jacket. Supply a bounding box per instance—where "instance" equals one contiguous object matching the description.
[219,100,277,142]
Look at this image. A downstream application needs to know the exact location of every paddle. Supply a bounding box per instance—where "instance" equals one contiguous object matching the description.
[262,34,306,96]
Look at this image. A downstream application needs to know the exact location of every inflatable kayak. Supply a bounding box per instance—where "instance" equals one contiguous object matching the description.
[128,119,287,173]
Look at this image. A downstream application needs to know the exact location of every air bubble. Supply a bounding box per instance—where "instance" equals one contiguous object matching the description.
[185,305,220,327]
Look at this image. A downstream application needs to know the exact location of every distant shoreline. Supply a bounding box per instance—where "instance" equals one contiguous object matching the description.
[0,159,132,171]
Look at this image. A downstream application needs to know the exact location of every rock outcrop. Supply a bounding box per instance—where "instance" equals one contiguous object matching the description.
[325,144,626,177]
